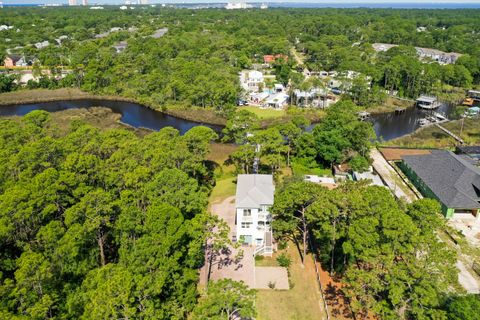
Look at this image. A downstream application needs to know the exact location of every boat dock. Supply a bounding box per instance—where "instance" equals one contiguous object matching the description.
[435,123,464,144]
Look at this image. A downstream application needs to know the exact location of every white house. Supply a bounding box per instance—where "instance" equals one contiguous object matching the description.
[264,92,288,109]
[240,70,264,93]
[235,174,274,255]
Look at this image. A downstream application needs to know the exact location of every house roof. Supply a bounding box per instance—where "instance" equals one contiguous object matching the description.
[416,95,437,103]
[402,150,480,209]
[235,174,274,208]
[6,54,22,62]
[457,146,480,155]
[266,93,288,104]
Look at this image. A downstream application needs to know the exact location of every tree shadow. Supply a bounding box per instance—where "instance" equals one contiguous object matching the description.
[324,282,354,319]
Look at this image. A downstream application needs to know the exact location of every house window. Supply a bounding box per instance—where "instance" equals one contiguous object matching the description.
[241,222,252,229]
[261,205,269,212]
[243,209,251,217]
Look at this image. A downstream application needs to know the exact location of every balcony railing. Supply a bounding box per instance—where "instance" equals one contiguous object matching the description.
[258,213,271,220]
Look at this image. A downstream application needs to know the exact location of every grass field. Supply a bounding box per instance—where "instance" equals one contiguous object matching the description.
[291,162,332,177]
[256,244,326,320]
[239,106,287,119]
[207,143,238,204]
[368,96,413,115]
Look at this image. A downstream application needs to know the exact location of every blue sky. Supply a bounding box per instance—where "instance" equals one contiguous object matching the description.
[3,0,480,6]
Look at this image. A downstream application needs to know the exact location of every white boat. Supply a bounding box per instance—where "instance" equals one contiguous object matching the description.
[433,112,447,121]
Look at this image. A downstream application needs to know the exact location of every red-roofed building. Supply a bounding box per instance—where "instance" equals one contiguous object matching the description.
[263,54,288,64]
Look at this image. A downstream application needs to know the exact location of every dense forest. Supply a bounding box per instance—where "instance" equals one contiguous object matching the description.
[273,180,458,319]
[0,110,233,318]
[1,7,480,110]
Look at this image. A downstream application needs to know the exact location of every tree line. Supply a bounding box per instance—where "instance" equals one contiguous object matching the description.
[2,7,480,109]
[224,101,375,175]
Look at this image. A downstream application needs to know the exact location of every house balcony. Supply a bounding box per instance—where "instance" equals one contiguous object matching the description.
[258,213,271,221]
[241,215,253,222]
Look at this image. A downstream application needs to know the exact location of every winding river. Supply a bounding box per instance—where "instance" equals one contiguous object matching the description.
[0,99,455,140]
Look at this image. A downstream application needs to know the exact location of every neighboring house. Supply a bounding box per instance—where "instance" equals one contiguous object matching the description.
[371,43,461,64]
[151,28,168,38]
[249,91,269,104]
[113,41,128,53]
[235,174,275,255]
[274,83,284,92]
[456,146,480,166]
[240,70,264,93]
[334,163,351,181]
[55,35,69,45]
[263,54,288,64]
[4,54,26,67]
[34,41,49,49]
[399,150,480,219]
[264,92,288,109]
[0,25,14,31]
[415,47,462,65]
[353,168,385,187]
[304,175,337,189]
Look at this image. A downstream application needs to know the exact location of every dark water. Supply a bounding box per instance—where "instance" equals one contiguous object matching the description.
[0,99,222,135]
[371,103,455,141]
[0,99,454,140]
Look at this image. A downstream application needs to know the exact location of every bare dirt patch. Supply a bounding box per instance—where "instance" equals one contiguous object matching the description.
[379,147,432,161]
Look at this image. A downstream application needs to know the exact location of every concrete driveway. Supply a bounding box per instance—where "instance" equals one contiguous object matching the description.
[207,196,255,288]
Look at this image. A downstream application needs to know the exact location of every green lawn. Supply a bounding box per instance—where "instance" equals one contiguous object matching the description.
[256,244,326,320]
[239,106,286,119]
[209,176,236,204]
[207,143,238,204]
[291,162,332,177]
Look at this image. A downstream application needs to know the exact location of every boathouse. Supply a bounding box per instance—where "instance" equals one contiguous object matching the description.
[416,95,439,109]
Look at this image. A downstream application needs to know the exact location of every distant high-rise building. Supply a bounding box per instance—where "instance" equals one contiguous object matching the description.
[68,0,77,5]
[82,0,87,5]
[139,0,148,4]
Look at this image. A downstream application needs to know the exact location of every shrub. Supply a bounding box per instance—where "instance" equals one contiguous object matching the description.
[276,253,292,268]
[277,241,288,250]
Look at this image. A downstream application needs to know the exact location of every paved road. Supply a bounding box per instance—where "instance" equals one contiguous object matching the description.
[370,148,418,203]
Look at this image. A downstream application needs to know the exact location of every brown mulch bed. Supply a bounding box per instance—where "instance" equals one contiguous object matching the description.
[379,147,433,161]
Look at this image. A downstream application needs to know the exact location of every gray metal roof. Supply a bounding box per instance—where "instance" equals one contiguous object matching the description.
[416,95,437,103]
[457,146,480,155]
[235,174,274,208]
[402,150,480,209]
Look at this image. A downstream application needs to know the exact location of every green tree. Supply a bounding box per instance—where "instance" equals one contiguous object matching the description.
[221,110,259,144]
[191,279,256,320]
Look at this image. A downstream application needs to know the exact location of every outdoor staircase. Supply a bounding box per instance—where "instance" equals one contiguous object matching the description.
[253,231,273,257]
